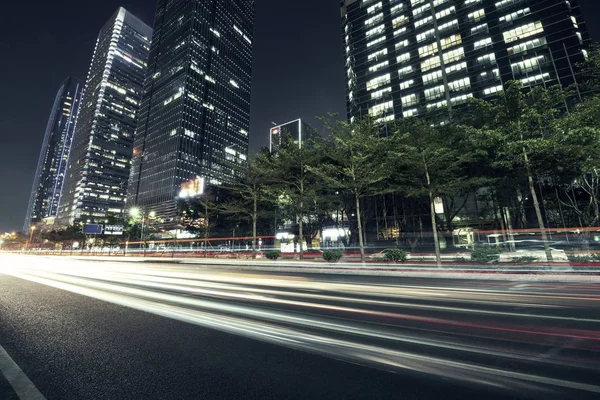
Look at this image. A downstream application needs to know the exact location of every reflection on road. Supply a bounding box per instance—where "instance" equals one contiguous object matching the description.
[1,254,599,399]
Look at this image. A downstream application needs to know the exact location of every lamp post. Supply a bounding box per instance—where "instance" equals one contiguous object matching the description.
[28,226,36,251]
[129,207,156,245]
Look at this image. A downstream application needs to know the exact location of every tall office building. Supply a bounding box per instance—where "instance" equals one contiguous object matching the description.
[269,119,318,152]
[127,0,254,223]
[24,78,83,231]
[341,0,590,122]
[57,8,152,226]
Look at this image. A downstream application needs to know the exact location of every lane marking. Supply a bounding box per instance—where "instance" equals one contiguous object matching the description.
[0,345,46,400]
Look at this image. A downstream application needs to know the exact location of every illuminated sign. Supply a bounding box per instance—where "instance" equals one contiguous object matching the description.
[179,176,205,198]
[103,225,124,235]
[83,224,103,235]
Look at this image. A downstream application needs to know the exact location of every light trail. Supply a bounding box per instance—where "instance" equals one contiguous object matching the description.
[1,253,599,398]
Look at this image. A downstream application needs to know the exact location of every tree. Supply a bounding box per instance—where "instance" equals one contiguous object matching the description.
[318,116,394,262]
[472,83,573,261]
[217,150,276,258]
[262,135,323,260]
[391,114,488,266]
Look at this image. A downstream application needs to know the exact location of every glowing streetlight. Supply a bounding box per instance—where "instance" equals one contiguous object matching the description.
[28,226,36,251]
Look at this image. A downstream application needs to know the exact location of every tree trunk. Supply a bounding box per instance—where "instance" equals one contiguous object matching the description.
[523,147,553,262]
[252,195,257,259]
[355,192,365,262]
[298,213,304,260]
[423,156,442,267]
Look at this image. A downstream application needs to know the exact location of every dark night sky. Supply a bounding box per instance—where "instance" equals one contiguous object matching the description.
[0,1,598,232]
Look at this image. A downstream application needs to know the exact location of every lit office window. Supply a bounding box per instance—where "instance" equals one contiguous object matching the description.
[424,84,446,100]
[440,34,462,50]
[415,16,433,28]
[419,42,439,58]
[393,15,410,28]
[451,93,473,105]
[421,56,441,72]
[468,9,485,22]
[367,2,382,14]
[471,23,488,35]
[366,73,391,91]
[521,72,550,86]
[400,79,415,90]
[365,13,384,27]
[371,87,392,100]
[443,47,465,63]
[416,29,435,43]
[366,25,385,38]
[401,93,418,107]
[395,39,410,50]
[474,37,492,49]
[394,27,407,37]
[369,60,389,73]
[500,8,531,24]
[398,65,414,78]
[427,99,447,110]
[507,37,546,55]
[403,108,418,118]
[368,48,388,61]
[476,53,496,65]
[369,100,394,116]
[495,0,523,10]
[503,22,544,43]
[391,4,404,15]
[438,19,459,33]
[413,4,430,17]
[397,52,411,64]
[448,77,471,92]
[511,55,545,74]
[367,35,386,47]
[483,85,503,95]
[422,70,443,85]
[435,6,456,19]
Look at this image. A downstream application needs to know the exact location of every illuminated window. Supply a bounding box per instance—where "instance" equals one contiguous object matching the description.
[401,93,418,107]
[367,35,386,47]
[366,73,391,91]
[500,8,531,24]
[403,108,418,118]
[400,79,415,90]
[371,87,392,100]
[398,65,414,78]
[448,77,471,92]
[503,22,544,44]
[421,56,441,72]
[367,2,382,14]
[422,70,443,85]
[392,15,409,29]
[397,52,411,64]
[369,100,394,116]
[474,37,492,50]
[419,42,439,58]
[468,9,485,22]
[368,48,388,61]
[365,13,384,28]
[440,34,461,50]
[443,47,465,63]
[369,60,389,73]
[483,85,503,95]
[507,37,547,55]
[424,84,445,100]
[366,25,385,38]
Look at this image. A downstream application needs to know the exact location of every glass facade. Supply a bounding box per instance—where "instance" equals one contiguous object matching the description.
[23,77,82,231]
[57,8,152,226]
[127,0,254,223]
[270,119,318,152]
[341,0,591,122]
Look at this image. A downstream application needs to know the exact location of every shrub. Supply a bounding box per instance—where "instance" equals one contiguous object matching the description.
[322,250,343,262]
[511,256,539,263]
[384,249,408,262]
[471,247,502,263]
[265,250,281,260]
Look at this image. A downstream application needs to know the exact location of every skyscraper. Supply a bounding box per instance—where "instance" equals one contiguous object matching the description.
[127,0,254,223]
[23,78,82,232]
[341,0,590,122]
[57,8,152,226]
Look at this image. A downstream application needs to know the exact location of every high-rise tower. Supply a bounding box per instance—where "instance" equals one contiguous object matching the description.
[24,77,82,231]
[127,0,254,223]
[341,0,590,122]
[57,8,152,226]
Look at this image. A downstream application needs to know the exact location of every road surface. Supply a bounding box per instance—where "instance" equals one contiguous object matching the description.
[1,254,599,399]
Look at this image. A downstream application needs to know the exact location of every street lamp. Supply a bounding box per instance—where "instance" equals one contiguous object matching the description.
[28,226,36,251]
[129,208,156,242]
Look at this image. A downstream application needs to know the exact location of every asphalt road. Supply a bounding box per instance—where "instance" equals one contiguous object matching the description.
[1,254,599,400]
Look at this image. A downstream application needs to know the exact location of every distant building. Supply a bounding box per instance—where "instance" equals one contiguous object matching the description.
[24,77,82,232]
[341,0,591,122]
[269,119,318,152]
[127,0,255,225]
[57,8,152,226]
